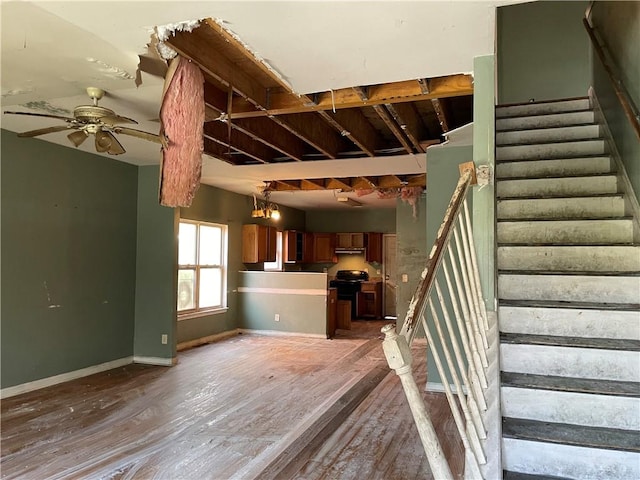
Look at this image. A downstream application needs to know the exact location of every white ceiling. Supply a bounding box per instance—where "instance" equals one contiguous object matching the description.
[0,1,515,210]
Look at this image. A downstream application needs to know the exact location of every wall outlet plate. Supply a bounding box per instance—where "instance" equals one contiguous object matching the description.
[275,313,280,322]
[161,334,168,344]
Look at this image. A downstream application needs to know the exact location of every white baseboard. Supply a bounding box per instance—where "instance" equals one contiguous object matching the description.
[238,328,327,339]
[426,381,469,395]
[177,329,240,351]
[133,356,176,366]
[0,356,133,399]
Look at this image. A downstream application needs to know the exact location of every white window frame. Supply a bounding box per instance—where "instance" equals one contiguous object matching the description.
[264,231,283,271]
[177,220,228,319]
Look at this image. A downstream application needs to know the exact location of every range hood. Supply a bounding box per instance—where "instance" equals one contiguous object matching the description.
[335,247,365,255]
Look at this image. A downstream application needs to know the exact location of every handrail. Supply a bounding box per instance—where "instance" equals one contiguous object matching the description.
[399,165,475,344]
[383,162,490,479]
[584,1,640,140]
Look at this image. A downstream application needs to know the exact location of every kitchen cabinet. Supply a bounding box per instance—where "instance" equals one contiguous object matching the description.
[312,233,336,263]
[283,230,305,263]
[242,224,276,263]
[357,281,382,319]
[365,232,383,263]
[336,232,364,249]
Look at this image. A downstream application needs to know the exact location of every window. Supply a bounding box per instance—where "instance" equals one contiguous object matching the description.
[264,231,283,271]
[177,220,227,317]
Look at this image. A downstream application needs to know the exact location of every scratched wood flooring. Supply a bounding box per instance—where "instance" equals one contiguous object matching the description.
[1,321,463,479]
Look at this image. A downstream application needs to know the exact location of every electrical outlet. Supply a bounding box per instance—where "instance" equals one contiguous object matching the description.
[275,313,280,322]
[376,269,381,275]
[402,274,409,283]
[161,334,168,344]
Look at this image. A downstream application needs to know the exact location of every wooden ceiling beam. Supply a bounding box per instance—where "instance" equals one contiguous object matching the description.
[203,137,254,165]
[371,104,414,154]
[228,74,473,119]
[352,176,378,190]
[386,102,427,153]
[431,98,451,133]
[301,179,327,190]
[203,121,273,164]
[326,178,353,191]
[166,24,270,109]
[274,180,301,191]
[273,113,342,159]
[378,175,403,189]
[317,109,378,157]
[406,173,427,188]
[232,117,308,161]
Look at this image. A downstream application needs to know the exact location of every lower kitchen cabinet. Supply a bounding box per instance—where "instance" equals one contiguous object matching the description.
[357,281,382,319]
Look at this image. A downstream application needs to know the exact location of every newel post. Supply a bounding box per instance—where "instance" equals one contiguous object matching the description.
[381,324,454,480]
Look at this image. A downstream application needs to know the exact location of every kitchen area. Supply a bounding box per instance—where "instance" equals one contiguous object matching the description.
[240,225,393,338]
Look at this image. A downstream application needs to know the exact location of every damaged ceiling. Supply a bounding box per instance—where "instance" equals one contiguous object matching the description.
[0,2,516,209]
[155,19,474,193]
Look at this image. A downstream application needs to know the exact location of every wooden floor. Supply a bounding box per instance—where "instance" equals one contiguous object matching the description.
[1,321,463,479]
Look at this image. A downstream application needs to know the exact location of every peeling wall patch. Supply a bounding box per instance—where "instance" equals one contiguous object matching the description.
[86,58,135,80]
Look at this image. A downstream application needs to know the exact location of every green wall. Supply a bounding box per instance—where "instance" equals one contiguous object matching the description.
[425,144,473,386]
[238,272,328,335]
[1,130,138,388]
[591,1,640,203]
[305,208,396,233]
[134,166,177,361]
[498,1,591,104]
[472,55,497,310]
[178,184,306,344]
[395,193,427,329]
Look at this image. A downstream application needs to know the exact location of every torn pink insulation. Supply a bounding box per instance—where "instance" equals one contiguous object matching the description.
[159,55,205,207]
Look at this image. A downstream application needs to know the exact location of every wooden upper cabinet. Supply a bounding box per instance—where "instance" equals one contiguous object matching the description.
[313,233,336,263]
[242,224,276,263]
[283,230,305,263]
[336,232,364,249]
[365,232,383,263]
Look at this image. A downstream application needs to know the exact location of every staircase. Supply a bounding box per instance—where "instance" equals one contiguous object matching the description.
[495,97,640,479]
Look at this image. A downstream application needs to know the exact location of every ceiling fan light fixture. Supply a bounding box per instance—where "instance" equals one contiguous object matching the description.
[67,130,89,147]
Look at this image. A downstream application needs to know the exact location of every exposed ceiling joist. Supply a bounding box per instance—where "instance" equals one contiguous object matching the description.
[264,174,426,192]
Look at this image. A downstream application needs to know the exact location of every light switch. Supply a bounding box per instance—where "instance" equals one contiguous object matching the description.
[402,274,409,283]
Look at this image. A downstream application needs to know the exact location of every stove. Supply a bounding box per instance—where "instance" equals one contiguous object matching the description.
[329,270,369,318]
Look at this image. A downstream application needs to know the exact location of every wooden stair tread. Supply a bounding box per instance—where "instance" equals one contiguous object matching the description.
[496,153,610,164]
[502,417,640,452]
[501,372,640,398]
[500,332,640,351]
[496,96,590,109]
[503,470,572,480]
[499,299,640,311]
[497,192,624,201]
[499,270,640,276]
[497,172,616,181]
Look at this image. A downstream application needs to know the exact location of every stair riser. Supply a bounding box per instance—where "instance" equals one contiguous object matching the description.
[497,140,607,161]
[497,125,601,145]
[497,220,633,244]
[501,387,640,430]
[499,306,640,341]
[496,157,614,178]
[498,274,640,304]
[502,438,640,479]
[497,246,640,271]
[497,175,619,198]
[497,196,625,219]
[500,343,640,382]
[496,99,591,118]
[496,111,595,131]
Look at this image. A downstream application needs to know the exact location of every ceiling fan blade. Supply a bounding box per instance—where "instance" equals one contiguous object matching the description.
[95,130,112,153]
[100,114,138,126]
[67,130,89,147]
[114,126,162,144]
[105,132,125,155]
[17,125,71,138]
[4,111,75,122]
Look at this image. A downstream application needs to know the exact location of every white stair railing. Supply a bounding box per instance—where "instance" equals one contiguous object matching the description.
[382,162,491,479]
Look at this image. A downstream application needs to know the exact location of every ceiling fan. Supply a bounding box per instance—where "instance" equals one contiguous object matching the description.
[4,87,163,155]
